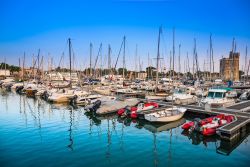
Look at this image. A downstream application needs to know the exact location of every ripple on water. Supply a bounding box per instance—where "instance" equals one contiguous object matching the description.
[0,92,250,167]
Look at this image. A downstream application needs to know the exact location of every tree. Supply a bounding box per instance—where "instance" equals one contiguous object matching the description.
[118,68,128,76]
[0,62,20,72]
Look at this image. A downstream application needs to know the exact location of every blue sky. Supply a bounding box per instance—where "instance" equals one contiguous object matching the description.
[0,0,249,72]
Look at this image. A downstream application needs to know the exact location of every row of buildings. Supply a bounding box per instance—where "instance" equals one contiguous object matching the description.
[0,51,243,81]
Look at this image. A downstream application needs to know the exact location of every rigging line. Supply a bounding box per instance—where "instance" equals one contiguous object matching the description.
[62,39,69,57]
[114,38,125,69]
[93,43,103,70]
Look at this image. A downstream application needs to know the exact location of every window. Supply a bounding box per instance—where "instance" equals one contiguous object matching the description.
[207,92,214,98]
[214,92,223,98]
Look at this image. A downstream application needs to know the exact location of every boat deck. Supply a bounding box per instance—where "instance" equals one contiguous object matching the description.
[227,100,250,112]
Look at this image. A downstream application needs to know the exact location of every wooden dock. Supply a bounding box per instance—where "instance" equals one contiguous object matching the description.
[139,100,250,141]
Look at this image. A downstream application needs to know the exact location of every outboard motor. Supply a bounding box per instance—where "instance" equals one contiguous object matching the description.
[16,86,24,93]
[87,100,101,112]
[189,118,201,133]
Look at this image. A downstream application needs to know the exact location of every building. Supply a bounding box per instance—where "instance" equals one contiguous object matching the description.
[0,69,10,76]
[220,51,240,81]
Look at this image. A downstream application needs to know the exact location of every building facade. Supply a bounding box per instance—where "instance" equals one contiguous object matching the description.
[220,51,240,81]
[0,69,10,76]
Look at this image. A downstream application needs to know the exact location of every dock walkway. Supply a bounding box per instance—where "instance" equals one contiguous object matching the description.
[139,100,250,140]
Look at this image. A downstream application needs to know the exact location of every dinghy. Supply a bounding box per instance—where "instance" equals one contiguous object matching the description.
[144,107,186,122]
[182,114,235,136]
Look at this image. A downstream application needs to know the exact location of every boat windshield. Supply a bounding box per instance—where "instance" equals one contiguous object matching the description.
[174,89,185,94]
[215,92,224,98]
[207,92,214,98]
[207,91,224,98]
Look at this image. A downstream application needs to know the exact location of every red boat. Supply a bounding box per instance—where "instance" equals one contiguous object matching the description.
[117,102,159,118]
[182,114,235,136]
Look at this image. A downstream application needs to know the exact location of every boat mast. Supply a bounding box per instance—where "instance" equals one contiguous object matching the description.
[32,54,35,80]
[155,26,162,94]
[178,44,181,79]
[123,36,126,80]
[139,51,141,79]
[4,56,6,77]
[108,44,111,76]
[100,45,102,78]
[90,43,93,77]
[147,53,150,79]
[114,38,124,76]
[135,44,138,78]
[41,56,44,80]
[37,49,40,81]
[170,51,172,78]
[187,52,190,76]
[209,34,212,81]
[93,43,102,78]
[18,57,21,79]
[194,38,199,80]
[22,52,25,81]
[68,38,72,87]
[172,27,175,79]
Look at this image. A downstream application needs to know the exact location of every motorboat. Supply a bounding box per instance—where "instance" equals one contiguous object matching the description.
[182,114,235,136]
[239,90,250,101]
[93,86,111,95]
[96,97,139,115]
[117,102,159,118]
[73,94,102,106]
[201,87,236,109]
[11,82,24,91]
[166,87,197,105]
[48,89,75,103]
[0,78,15,90]
[144,106,186,122]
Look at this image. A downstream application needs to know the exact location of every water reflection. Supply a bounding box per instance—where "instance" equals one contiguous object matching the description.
[67,107,74,151]
[141,118,186,133]
[1,91,249,164]
[181,126,250,156]
[181,130,219,146]
[216,126,250,156]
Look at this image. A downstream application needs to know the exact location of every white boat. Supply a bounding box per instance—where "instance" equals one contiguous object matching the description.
[195,88,208,97]
[115,88,140,94]
[74,94,102,105]
[48,89,75,103]
[166,88,197,105]
[11,82,24,90]
[239,90,250,101]
[1,78,15,89]
[144,106,187,122]
[201,88,236,109]
[93,86,111,95]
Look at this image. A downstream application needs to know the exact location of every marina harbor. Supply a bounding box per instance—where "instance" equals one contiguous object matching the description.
[1,0,250,166]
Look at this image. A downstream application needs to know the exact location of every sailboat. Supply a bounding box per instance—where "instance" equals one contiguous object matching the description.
[144,26,187,123]
[48,38,87,103]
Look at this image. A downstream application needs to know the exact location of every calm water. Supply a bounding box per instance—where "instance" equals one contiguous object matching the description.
[0,91,250,167]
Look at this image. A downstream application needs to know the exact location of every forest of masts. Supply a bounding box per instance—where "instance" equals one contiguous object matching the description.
[12,26,249,82]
